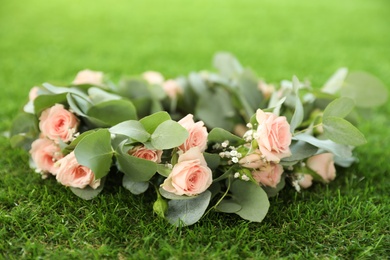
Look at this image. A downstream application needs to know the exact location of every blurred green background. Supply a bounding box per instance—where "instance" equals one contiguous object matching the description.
[0,0,389,258]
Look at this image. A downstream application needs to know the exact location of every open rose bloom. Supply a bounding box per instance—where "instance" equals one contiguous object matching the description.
[178,114,208,152]
[255,109,292,162]
[56,152,100,189]
[72,69,104,85]
[128,145,162,163]
[307,153,336,183]
[29,138,63,175]
[161,147,212,196]
[39,104,79,143]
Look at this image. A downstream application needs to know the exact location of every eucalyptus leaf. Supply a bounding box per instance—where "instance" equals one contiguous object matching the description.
[74,129,113,179]
[321,67,348,94]
[323,97,355,119]
[203,152,221,171]
[122,175,149,195]
[196,88,236,131]
[213,52,243,78]
[230,180,269,222]
[281,141,318,162]
[115,143,157,182]
[323,116,367,146]
[139,111,171,134]
[69,177,106,200]
[188,73,208,96]
[293,133,353,158]
[215,199,242,213]
[208,128,244,146]
[289,76,304,133]
[156,164,171,177]
[109,120,150,143]
[88,87,121,104]
[237,69,263,112]
[34,93,68,115]
[151,120,188,150]
[87,99,137,126]
[42,83,89,100]
[66,93,91,117]
[341,71,388,108]
[166,190,211,227]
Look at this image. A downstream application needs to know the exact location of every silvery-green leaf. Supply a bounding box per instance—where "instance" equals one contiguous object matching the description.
[289,76,304,133]
[230,180,269,222]
[323,116,367,146]
[213,52,243,78]
[122,175,149,195]
[215,199,242,213]
[323,97,355,119]
[109,120,150,142]
[293,133,352,158]
[151,120,188,150]
[88,87,121,104]
[341,71,388,108]
[166,190,211,226]
[70,177,106,200]
[322,67,348,94]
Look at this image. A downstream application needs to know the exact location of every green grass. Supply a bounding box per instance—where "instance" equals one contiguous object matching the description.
[1,0,389,258]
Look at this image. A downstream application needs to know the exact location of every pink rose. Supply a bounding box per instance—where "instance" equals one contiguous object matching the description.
[39,104,79,143]
[29,138,63,175]
[307,153,336,183]
[161,147,212,196]
[239,150,264,169]
[128,145,162,163]
[255,109,292,162]
[162,79,182,99]
[297,174,313,189]
[142,71,164,85]
[252,163,284,188]
[56,151,100,189]
[72,69,103,85]
[178,114,208,152]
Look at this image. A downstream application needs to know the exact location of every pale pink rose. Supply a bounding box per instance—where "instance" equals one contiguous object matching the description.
[258,81,275,99]
[72,69,104,85]
[239,150,264,169]
[128,145,162,163]
[162,79,182,99]
[56,151,100,189]
[178,114,208,152]
[29,86,40,101]
[29,138,63,174]
[142,71,164,85]
[252,163,284,188]
[161,147,212,196]
[307,153,336,183]
[39,104,79,143]
[255,109,292,162]
[297,174,313,189]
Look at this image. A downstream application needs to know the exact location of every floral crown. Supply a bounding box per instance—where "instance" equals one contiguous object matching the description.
[9,52,388,226]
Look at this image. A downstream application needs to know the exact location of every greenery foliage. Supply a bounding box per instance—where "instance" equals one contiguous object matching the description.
[1,0,389,258]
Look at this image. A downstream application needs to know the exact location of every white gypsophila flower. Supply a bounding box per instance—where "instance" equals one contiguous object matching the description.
[234,172,240,178]
[221,140,229,148]
[241,174,250,181]
[232,157,239,163]
[230,150,238,157]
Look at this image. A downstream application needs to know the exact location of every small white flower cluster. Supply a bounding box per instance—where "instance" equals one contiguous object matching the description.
[215,140,242,164]
[243,123,258,142]
[234,172,250,181]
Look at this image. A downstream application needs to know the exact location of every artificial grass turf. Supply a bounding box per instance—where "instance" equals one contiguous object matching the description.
[1,0,389,258]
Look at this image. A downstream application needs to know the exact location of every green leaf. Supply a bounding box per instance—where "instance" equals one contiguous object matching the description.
[42,83,89,100]
[156,164,171,177]
[341,71,388,108]
[208,128,244,146]
[281,141,318,162]
[151,120,188,150]
[139,111,171,134]
[321,67,348,94]
[195,88,235,131]
[87,99,137,126]
[34,93,68,115]
[293,133,353,158]
[88,87,121,104]
[289,76,304,133]
[237,69,263,112]
[203,152,221,171]
[109,120,150,143]
[215,199,242,213]
[230,180,270,222]
[165,190,211,226]
[62,130,96,155]
[122,175,149,195]
[115,142,157,182]
[66,93,91,117]
[323,116,367,146]
[74,129,113,179]
[213,52,243,78]
[323,97,355,119]
[153,192,168,218]
[69,177,106,200]
[188,72,208,96]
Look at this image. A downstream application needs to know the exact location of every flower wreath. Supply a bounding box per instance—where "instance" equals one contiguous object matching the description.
[9,53,388,226]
